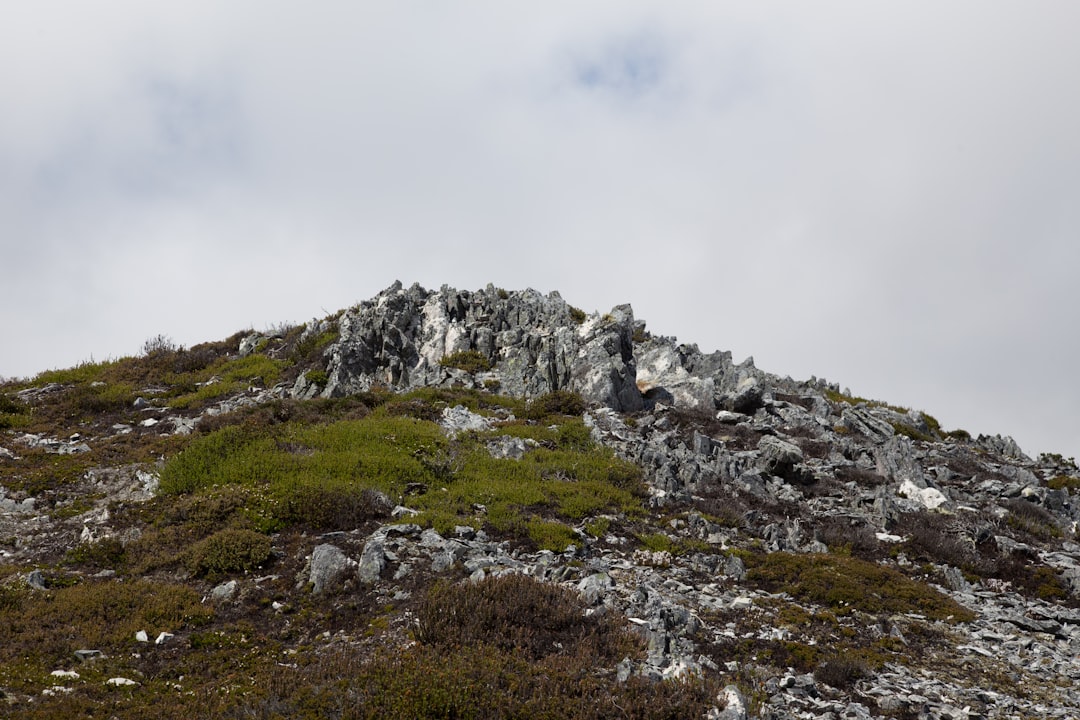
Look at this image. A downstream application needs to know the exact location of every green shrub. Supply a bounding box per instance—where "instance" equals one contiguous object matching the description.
[439,349,492,374]
[568,306,587,324]
[1047,475,1080,491]
[186,528,272,577]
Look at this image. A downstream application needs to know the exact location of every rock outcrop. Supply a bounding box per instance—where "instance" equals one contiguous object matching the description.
[291,282,760,415]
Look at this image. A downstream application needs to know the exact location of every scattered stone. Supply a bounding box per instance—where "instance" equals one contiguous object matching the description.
[74,649,104,663]
[209,580,238,602]
[106,677,139,687]
[135,630,149,643]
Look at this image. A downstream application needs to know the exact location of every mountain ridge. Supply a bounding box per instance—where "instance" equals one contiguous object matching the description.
[1,282,1079,718]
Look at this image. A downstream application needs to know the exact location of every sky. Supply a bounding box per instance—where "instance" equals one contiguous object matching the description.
[2,2,1078,461]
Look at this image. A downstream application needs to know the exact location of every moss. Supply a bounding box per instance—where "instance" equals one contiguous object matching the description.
[744,552,976,622]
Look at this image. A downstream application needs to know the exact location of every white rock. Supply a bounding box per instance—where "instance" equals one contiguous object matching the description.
[155,632,174,645]
[135,630,149,643]
[106,677,138,686]
[898,479,948,510]
[50,670,80,679]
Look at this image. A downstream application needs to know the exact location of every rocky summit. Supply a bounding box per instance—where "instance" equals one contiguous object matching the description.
[2,282,1080,719]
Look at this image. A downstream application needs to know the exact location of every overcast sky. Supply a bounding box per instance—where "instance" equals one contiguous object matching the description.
[2,2,1078,460]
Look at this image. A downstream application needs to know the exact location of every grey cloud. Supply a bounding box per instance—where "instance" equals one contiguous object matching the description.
[1,3,1078,459]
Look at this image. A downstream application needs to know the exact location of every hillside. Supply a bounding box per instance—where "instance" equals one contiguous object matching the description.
[2,282,1079,719]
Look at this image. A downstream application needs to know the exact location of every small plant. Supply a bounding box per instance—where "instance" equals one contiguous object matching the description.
[304,369,329,388]
[568,306,587,324]
[890,422,935,443]
[439,350,492,374]
[142,334,180,356]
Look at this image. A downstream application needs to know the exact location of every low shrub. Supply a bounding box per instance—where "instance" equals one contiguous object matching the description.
[186,528,272,577]
[414,573,639,662]
[438,349,492,374]
[814,655,868,689]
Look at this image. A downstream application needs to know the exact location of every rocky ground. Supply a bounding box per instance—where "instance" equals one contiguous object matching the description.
[2,282,1079,719]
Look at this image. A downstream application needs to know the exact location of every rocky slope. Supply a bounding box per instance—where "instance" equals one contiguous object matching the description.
[2,282,1079,719]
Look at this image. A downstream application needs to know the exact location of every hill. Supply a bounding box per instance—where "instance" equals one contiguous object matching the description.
[2,282,1079,718]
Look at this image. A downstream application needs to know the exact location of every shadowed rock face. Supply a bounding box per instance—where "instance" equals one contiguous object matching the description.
[295,281,759,414]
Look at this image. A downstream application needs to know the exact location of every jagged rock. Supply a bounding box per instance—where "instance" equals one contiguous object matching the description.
[724,376,764,414]
[314,283,644,411]
[757,436,804,478]
[978,433,1031,461]
[486,435,532,460]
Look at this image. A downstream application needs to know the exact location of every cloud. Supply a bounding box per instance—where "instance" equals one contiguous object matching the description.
[1,2,1079,459]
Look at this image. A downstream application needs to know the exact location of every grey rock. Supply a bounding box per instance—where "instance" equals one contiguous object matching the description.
[440,405,491,434]
[312,283,647,411]
[757,436,804,477]
[486,435,531,460]
[209,580,239,602]
[304,543,356,594]
[358,537,387,583]
[577,572,613,605]
[718,684,749,720]
[74,649,104,663]
[25,569,47,590]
